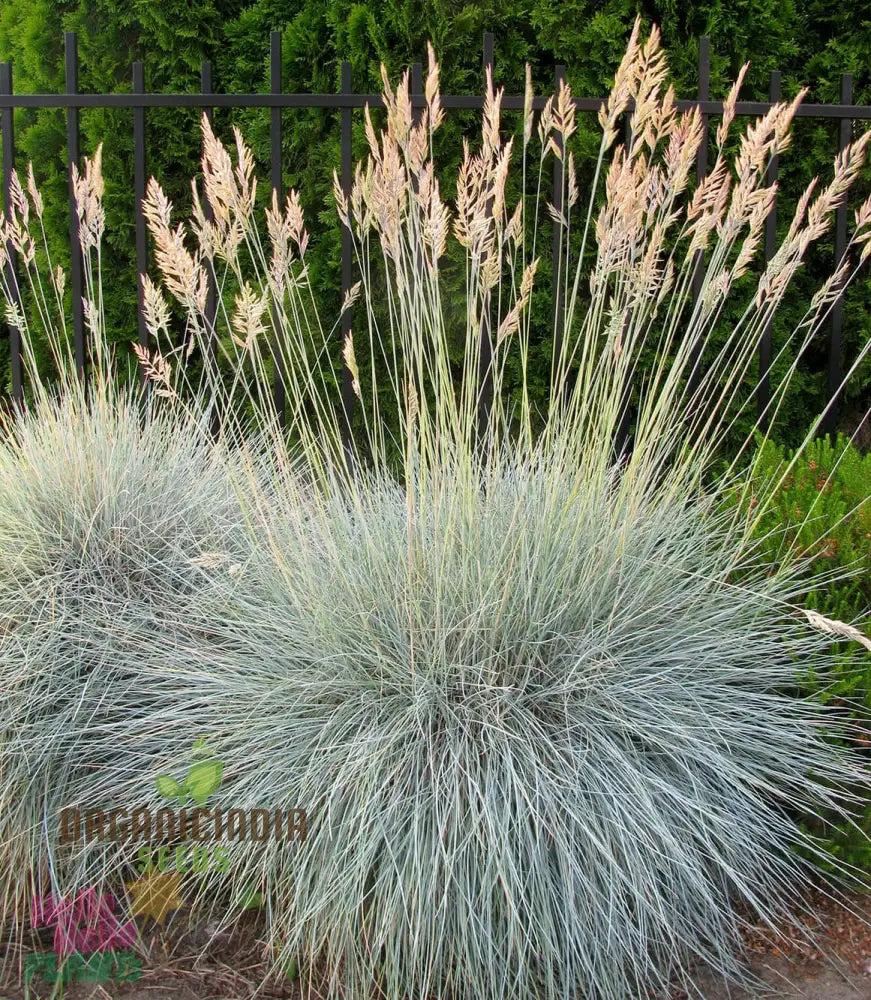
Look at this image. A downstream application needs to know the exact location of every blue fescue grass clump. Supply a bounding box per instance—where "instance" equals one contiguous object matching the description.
[150,456,869,1000]
[0,387,252,932]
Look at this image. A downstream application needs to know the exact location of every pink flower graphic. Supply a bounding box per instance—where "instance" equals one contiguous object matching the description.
[31,889,137,956]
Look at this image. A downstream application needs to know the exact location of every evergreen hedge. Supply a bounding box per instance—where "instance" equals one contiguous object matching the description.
[1,1,870,430]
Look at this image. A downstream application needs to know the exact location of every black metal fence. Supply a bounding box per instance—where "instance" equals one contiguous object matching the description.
[2,30,870,432]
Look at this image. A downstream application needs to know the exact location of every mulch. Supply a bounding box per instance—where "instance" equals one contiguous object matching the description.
[736,888,871,974]
[2,891,870,999]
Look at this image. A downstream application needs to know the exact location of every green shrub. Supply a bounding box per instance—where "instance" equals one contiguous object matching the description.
[738,434,871,624]
[730,433,871,871]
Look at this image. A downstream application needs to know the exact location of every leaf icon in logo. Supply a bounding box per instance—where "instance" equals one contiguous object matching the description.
[185,759,223,806]
[155,774,184,805]
[191,737,214,758]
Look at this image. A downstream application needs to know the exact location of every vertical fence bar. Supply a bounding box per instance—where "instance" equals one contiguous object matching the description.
[200,60,220,435]
[613,94,637,456]
[270,31,286,422]
[482,30,494,88]
[65,32,86,383]
[132,62,148,366]
[614,100,635,457]
[477,31,495,439]
[409,61,426,296]
[411,61,423,126]
[0,62,22,404]
[340,60,354,459]
[692,36,711,289]
[687,36,710,399]
[823,74,853,436]
[270,33,283,201]
[200,60,218,339]
[552,64,566,369]
[756,70,781,423]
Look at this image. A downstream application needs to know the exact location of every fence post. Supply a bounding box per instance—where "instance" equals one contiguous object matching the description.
[687,36,710,399]
[757,69,781,425]
[823,73,853,436]
[270,30,286,424]
[132,61,148,366]
[0,62,23,405]
[340,60,354,460]
[65,32,86,384]
[476,31,495,440]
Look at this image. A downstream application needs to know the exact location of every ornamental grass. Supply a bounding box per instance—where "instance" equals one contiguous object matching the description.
[2,18,871,1000]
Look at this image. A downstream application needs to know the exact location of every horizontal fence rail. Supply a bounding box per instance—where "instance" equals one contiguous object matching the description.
[0,93,869,117]
[0,31,867,434]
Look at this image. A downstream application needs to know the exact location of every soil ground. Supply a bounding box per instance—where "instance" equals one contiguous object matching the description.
[2,893,870,1000]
